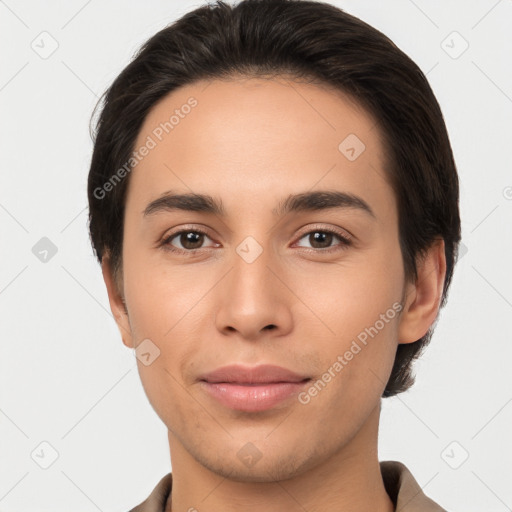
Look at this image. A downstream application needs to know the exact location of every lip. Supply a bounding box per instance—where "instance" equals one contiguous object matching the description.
[199,364,308,384]
[198,364,311,412]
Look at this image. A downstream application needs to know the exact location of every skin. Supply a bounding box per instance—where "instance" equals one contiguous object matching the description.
[102,76,446,512]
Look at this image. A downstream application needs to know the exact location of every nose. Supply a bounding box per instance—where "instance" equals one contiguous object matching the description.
[214,243,293,341]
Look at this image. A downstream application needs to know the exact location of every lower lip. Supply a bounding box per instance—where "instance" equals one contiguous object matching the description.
[200,380,310,412]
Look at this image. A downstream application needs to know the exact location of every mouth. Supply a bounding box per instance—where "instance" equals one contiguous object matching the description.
[198,364,311,412]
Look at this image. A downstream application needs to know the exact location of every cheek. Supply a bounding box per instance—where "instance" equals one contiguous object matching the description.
[290,243,403,405]
[290,240,403,339]
[295,308,399,440]
[122,250,205,339]
[120,254,196,400]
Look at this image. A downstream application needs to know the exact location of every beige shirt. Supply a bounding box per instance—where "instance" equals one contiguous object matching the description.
[129,460,446,512]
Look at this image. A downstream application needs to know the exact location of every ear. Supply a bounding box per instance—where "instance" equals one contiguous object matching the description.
[397,238,447,344]
[101,255,134,349]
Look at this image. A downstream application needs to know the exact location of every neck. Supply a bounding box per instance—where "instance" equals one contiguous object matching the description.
[165,402,394,512]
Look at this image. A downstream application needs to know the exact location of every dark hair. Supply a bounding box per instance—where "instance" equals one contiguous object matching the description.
[87,0,461,397]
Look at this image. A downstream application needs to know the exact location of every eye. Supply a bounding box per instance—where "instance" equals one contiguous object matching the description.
[161,228,218,253]
[294,226,352,253]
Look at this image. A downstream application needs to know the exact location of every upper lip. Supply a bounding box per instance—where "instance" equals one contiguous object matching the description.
[199,364,310,384]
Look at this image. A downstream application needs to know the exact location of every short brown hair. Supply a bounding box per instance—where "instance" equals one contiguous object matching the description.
[87,0,461,397]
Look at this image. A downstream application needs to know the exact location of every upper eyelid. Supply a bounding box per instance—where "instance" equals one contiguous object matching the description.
[295,223,352,240]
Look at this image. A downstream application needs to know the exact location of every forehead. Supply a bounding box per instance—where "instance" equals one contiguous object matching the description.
[127,76,393,222]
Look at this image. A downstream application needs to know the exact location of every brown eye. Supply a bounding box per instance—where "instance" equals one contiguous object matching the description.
[308,231,334,249]
[295,227,352,252]
[162,228,215,253]
[178,231,205,250]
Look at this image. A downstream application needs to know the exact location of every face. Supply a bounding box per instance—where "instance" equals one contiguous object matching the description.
[107,76,418,482]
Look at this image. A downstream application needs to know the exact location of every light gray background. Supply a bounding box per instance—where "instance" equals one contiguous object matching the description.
[1,1,511,511]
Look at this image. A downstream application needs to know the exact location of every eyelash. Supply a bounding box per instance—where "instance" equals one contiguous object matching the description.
[160,225,352,255]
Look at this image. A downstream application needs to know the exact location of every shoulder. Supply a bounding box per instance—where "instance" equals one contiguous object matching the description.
[128,473,173,512]
[380,460,448,511]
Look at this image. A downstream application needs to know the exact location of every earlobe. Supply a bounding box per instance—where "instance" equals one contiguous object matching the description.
[397,239,447,345]
[101,256,134,349]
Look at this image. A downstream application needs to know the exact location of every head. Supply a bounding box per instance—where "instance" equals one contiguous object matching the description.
[88,0,460,481]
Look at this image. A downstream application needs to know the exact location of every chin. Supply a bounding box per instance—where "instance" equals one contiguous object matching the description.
[196,441,322,483]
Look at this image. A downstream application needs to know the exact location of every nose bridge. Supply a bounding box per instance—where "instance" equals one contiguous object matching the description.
[229,235,277,304]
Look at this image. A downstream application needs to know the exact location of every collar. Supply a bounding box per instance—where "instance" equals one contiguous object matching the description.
[129,460,446,511]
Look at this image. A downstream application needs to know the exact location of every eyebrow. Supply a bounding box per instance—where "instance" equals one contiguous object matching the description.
[143,190,376,219]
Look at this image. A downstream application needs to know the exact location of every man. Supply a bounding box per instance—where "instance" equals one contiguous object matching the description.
[87,1,461,510]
